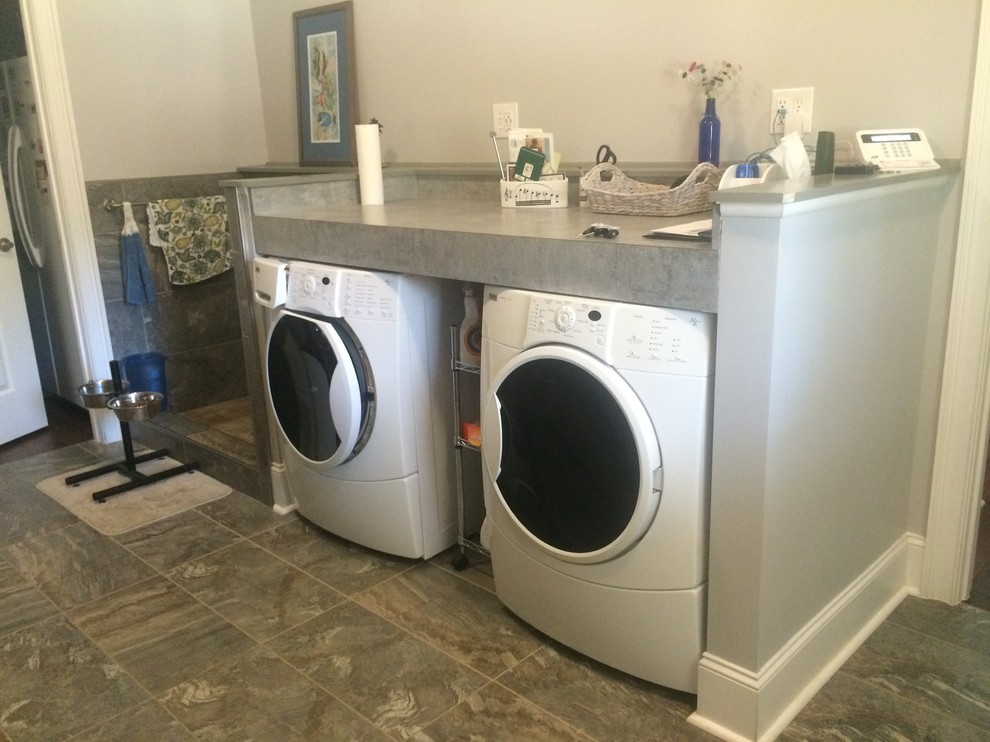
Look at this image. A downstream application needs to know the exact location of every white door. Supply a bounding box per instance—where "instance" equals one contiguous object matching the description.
[0,183,47,445]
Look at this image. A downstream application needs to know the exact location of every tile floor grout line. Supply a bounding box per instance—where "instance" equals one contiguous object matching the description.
[4,443,989,739]
[826,667,990,738]
[63,618,202,742]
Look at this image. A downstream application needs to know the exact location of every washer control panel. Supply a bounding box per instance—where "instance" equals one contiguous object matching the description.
[285,261,399,319]
[522,291,714,376]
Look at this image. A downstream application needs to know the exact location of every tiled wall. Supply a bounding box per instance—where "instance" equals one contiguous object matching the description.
[86,173,246,412]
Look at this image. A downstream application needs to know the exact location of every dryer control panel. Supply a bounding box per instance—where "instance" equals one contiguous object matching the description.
[520,291,714,376]
[285,261,400,319]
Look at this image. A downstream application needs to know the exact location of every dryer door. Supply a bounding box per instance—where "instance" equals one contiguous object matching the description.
[482,345,662,564]
[266,310,375,466]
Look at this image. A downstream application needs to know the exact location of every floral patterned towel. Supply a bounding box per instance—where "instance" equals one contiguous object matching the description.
[146,196,230,285]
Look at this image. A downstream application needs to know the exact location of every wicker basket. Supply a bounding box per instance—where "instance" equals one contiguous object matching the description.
[580,161,722,217]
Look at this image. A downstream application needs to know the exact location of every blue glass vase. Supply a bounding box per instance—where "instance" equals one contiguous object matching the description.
[698,97,720,166]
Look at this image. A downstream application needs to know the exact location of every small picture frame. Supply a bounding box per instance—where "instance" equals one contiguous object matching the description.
[294,2,359,165]
[508,129,557,173]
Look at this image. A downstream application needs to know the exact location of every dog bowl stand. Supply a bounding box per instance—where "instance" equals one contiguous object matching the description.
[67,360,198,502]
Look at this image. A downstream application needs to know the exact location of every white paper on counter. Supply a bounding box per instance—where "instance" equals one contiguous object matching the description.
[356,124,384,205]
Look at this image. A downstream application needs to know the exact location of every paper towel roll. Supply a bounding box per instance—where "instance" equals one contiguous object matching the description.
[355,124,384,205]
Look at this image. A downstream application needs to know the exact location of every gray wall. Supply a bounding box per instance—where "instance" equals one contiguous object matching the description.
[86,173,246,412]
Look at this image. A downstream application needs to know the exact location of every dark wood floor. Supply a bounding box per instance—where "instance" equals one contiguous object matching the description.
[0,397,93,465]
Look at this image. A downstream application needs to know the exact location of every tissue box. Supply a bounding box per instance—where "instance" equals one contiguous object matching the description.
[500,177,568,208]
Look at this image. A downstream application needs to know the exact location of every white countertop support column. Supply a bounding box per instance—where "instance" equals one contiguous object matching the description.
[691,174,954,741]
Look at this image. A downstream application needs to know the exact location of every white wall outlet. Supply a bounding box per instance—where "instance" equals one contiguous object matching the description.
[769,87,814,134]
[492,102,518,138]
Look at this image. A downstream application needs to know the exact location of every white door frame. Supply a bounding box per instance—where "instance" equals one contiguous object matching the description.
[922,0,990,603]
[19,0,117,443]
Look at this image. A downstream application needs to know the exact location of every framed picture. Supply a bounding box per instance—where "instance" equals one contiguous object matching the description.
[294,2,359,165]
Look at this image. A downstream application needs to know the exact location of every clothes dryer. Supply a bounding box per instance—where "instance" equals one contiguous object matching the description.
[480,286,715,692]
[263,260,457,559]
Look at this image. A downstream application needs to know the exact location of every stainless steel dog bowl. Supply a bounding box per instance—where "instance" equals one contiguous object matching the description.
[106,391,163,422]
[78,379,128,409]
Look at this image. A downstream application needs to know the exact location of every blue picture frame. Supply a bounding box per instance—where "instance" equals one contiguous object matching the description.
[294,2,359,165]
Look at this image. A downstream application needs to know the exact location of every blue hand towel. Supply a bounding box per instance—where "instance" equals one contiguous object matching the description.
[120,201,156,305]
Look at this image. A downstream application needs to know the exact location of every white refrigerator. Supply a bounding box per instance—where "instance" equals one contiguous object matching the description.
[1,55,77,402]
[1,55,48,269]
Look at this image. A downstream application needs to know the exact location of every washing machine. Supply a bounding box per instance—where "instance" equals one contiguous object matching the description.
[480,286,715,692]
[261,259,457,559]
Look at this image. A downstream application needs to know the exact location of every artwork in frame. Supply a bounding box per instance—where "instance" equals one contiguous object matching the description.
[294,2,359,165]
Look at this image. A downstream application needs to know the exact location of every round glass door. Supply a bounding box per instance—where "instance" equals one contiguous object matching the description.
[266,311,375,465]
[483,345,662,563]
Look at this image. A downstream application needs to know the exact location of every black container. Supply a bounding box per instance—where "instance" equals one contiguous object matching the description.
[814,131,835,175]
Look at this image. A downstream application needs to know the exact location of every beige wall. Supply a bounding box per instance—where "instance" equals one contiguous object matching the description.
[56,0,268,180]
[55,0,980,180]
[254,0,981,166]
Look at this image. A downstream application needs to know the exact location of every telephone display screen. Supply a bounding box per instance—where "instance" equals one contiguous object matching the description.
[860,132,922,144]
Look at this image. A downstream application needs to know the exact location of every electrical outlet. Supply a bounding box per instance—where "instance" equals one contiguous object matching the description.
[769,87,814,134]
[492,102,518,138]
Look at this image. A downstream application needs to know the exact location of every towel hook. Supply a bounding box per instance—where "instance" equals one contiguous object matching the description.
[102,198,149,211]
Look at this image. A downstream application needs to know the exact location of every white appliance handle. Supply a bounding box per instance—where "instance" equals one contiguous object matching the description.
[6,125,44,269]
[481,392,503,481]
[323,322,363,464]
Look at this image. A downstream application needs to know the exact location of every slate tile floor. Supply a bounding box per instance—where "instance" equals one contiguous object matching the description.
[1,443,989,740]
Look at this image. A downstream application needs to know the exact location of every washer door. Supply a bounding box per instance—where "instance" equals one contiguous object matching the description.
[266,310,375,466]
[482,345,662,564]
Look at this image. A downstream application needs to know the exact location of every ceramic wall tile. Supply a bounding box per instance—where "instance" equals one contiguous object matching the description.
[165,340,248,412]
[93,232,125,301]
[151,278,240,354]
[85,180,126,236]
[88,172,248,472]
[186,428,257,467]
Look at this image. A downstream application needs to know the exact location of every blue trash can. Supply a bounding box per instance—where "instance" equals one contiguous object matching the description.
[122,352,168,410]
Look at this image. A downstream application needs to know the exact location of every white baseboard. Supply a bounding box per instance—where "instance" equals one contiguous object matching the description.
[269,462,297,515]
[689,532,924,741]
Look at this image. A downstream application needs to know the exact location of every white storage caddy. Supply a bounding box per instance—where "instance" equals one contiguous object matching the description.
[500,177,569,208]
